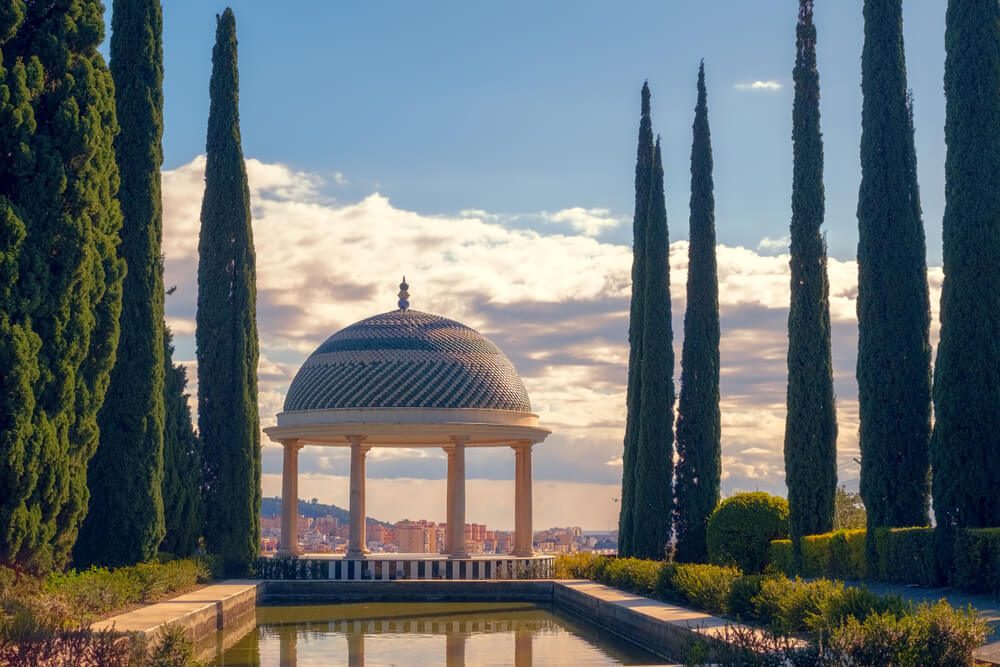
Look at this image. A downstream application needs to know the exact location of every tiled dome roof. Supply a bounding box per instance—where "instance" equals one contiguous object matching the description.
[283,309,532,413]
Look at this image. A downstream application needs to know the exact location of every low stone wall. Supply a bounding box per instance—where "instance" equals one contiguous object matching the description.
[262,579,554,604]
[92,580,261,662]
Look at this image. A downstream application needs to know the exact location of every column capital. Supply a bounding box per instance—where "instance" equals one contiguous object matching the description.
[347,435,372,453]
[509,440,533,452]
[449,434,470,446]
[282,439,304,452]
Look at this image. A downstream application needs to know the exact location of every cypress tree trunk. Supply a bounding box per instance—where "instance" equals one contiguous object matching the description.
[857,0,931,566]
[631,138,675,560]
[674,63,721,564]
[784,0,838,551]
[0,0,125,571]
[197,7,261,576]
[161,327,203,557]
[618,82,654,558]
[932,0,1000,547]
[76,0,167,567]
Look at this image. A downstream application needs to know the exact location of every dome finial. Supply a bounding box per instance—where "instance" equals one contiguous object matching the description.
[398,276,410,310]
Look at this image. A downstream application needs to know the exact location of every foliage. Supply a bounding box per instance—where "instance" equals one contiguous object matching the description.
[76,0,168,569]
[932,0,1000,558]
[752,576,844,634]
[833,486,867,531]
[553,552,603,580]
[600,557,661,596]
[769,540,794,575]
[873,526,937,586]
[197,8,261,576]
[671,563,740,614]
[727,574,766,620]
[950,528,1000,596]
[707,492,789,573]
[160,328,203,556]
[0,0,125,572]
[147,624,198,667]
[618,82,654,558]
[828,601,988,667]
[856,0,932,565]
[674,62,722,565]
[41,559,209,623]
[631,137,675,560]
[784,0,838,551]
[798,529,866,579]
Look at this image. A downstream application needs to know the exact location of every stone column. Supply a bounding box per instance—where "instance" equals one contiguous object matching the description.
[512,443,534,556]
[445,437,469,558]
[278,440,303,557]
[347,436,370,558]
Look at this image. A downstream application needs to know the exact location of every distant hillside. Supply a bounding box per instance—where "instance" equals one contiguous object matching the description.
[260,497,391,527]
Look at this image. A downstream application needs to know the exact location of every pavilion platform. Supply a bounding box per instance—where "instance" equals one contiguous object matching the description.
[259,552,555,581]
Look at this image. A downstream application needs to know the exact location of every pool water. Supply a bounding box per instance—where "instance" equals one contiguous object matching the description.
[211,601,671,666]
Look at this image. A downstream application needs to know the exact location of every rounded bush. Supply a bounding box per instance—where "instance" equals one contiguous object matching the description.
[707,492,789,573]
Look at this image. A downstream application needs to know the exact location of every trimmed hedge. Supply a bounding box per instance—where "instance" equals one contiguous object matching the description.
[873,527,936,586]
[707,492,789,573]
[771,527,933,585]
[951,528,1000,596]
[550,553,988,662]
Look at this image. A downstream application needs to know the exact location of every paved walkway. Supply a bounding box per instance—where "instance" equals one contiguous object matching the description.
[856,581,1000,664]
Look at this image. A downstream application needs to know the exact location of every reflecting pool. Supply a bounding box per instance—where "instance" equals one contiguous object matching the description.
[211,601,671,666]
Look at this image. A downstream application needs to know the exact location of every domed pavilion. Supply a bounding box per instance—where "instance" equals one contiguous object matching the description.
[264,279,551,579]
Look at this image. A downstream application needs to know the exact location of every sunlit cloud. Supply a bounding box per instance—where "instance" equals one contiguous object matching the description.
[734,80,783,92]
[542,207,624,237]
[161,156,943,527]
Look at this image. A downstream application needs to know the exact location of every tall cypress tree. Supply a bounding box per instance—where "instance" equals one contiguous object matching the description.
[631,138,675,560]
[857,0,931,563]
[197,7,261,575]
[161,327,203,557]
[784,0,838,550]
[76,0,167,567]
[674,62,721,564]
[932,0,1000,544]
[0,0,125,571]
[618,82,654,558]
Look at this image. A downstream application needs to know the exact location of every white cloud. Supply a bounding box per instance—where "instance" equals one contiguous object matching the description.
[734,80,783,92]
[161,156,944,528]
[542,207,623,237]
[757,236,789,255]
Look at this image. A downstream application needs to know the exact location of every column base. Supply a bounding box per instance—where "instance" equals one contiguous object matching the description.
[276,549,302,558]
[511,549,534,557]
[448,551,470,559]
[346,548,370,559]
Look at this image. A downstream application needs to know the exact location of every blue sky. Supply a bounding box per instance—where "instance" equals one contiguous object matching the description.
[148,1,946,260]
[137,2,952,528]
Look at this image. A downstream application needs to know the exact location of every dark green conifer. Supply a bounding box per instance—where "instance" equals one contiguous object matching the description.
[856,0,931,564]
[784,0,838,550]
[932,0,1000,544]
[674,62,721,564]
[197,8,261,575]
[76,0,167,567]
[618,82,654,558]
[0,0,125,571]
[161,327,203,557]
[631,138,675,560]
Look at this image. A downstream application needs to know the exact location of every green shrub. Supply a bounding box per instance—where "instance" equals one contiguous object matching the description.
[671,563,741,615]
[873,526,936,585]
[828,601,988,667]
[726,574,766,620]
[768,539,794,575]
[707,492,789,573]
[797,529,866,579]
[600,558,662,595]
[752,576,844,633]
[553,552,604,580]
[951,528,1000,596]
[653,562,678,600]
